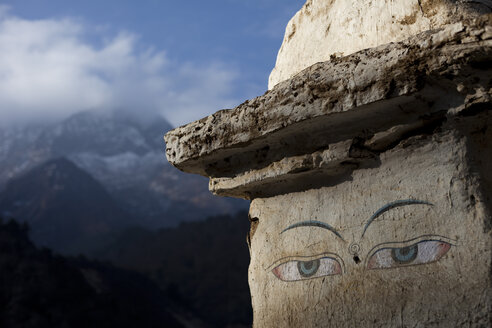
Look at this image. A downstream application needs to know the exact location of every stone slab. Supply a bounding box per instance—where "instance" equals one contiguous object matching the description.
[165,16,492,182]
[209,117,443,199]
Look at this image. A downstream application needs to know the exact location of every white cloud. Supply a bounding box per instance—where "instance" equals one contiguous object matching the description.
[0,11,239,127]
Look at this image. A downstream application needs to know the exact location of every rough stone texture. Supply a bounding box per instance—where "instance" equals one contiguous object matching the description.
[268,0,492,89]
[165,16,492,199]
[248,113,492,327]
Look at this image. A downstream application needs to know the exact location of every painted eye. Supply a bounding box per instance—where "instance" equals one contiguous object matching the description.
[298,259,320,277]
[367,240,451,270]
[272,257,342,281]
[392,244,418,264]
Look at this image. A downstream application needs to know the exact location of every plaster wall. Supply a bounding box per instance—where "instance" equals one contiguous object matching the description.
[269,0,492,89]
[248,125,492,327]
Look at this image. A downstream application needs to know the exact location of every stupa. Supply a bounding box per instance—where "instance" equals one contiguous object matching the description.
[165,1,492,326]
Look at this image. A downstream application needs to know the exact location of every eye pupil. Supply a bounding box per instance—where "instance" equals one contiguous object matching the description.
[297,259,320,277]
[400,247,411,256]
[391,245,418,264]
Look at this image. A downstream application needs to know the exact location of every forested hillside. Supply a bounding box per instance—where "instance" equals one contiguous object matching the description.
[95,212,252,327]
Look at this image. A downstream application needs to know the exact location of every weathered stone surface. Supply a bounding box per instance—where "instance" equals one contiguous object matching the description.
[209,117,440,199]
[268,0,492,89]
[248,112,492,327]
[210,139,364,199]
[165,16,492,199]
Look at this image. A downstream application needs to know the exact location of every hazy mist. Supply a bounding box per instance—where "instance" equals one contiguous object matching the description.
[0,5,239,128]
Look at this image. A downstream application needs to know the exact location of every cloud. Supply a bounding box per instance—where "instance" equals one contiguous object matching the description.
[0,11,239,127]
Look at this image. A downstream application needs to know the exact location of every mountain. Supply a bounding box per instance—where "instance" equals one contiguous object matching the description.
[0,110,247,229]
[0,217,202,328]
[0,158,132,253]
[94,211,252,328]
[0,122,50,184]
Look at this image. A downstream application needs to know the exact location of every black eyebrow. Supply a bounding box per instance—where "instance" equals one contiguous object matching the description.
[281,220,344,241]
[361,199,434,238]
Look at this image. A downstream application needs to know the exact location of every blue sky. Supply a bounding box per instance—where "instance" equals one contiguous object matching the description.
[0,0,304,126]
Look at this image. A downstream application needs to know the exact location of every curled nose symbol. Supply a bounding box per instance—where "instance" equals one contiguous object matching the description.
[349,242,361,255]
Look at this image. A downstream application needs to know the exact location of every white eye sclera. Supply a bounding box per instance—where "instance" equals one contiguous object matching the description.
[272,257,342,281]
[367,240,451,270]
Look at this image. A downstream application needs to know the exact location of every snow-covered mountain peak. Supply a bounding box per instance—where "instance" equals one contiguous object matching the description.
[0,109,246,229]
